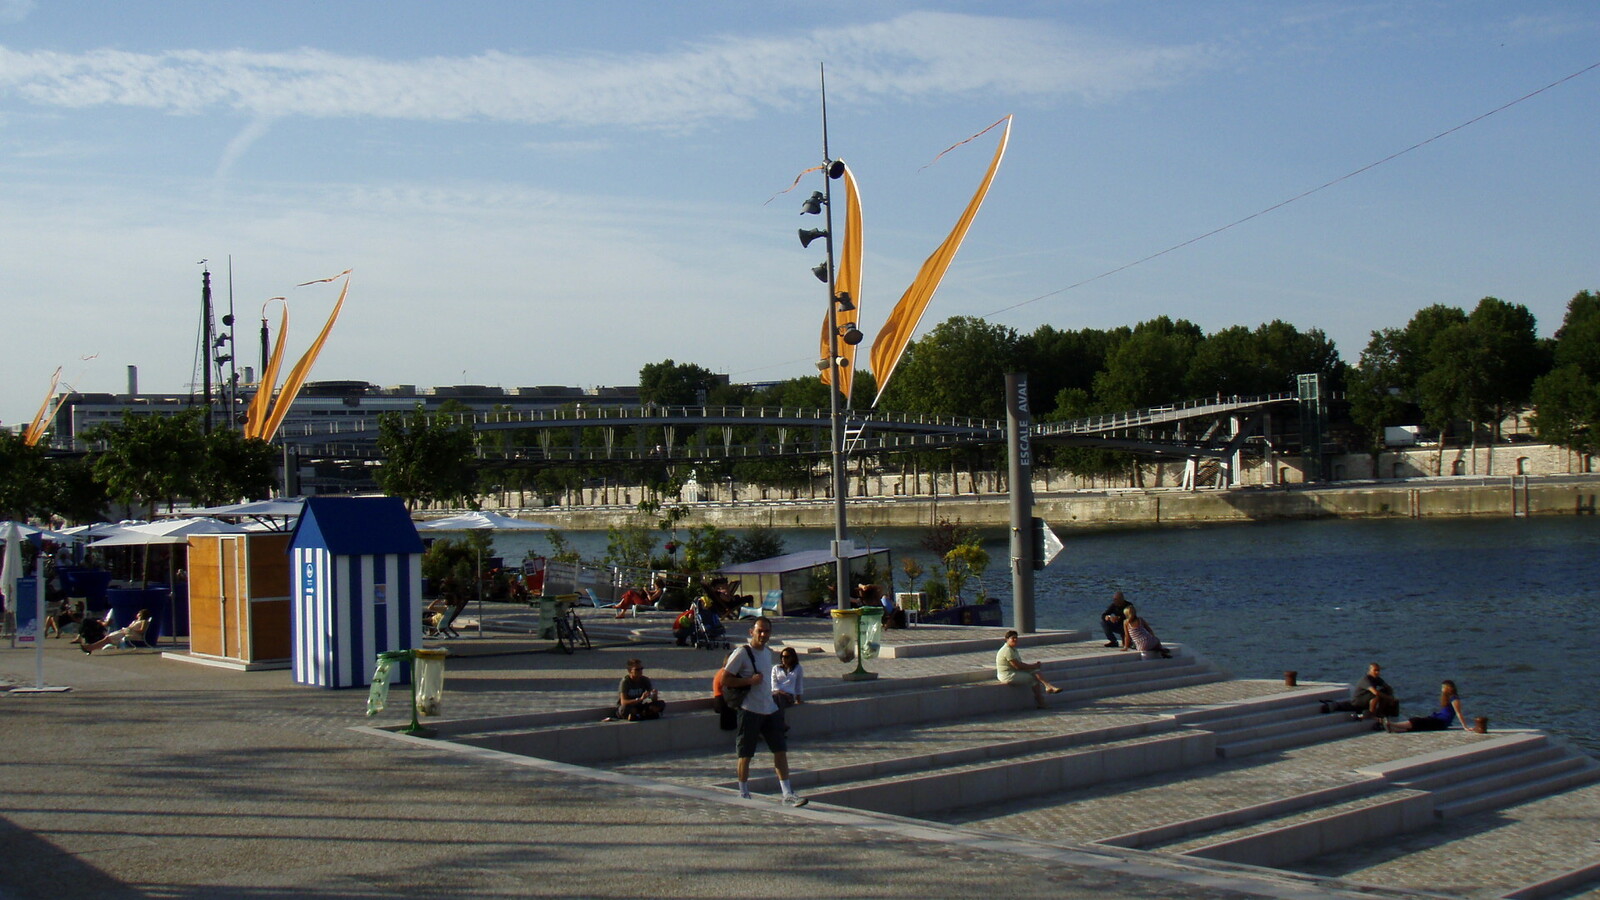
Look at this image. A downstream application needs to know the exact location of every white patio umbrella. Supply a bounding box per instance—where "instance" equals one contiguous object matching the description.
[415,511,554,637]
[0,520,74,543]
[1,521,23,622]
[187,498,304,531]
[89,518,245,547]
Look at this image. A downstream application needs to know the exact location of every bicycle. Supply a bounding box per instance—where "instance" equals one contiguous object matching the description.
[551,599,591,654]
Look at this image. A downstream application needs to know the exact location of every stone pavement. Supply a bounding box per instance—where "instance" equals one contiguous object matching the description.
[3,609,1597,899]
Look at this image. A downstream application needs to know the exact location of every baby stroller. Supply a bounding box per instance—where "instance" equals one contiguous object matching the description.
[689,603,730,650]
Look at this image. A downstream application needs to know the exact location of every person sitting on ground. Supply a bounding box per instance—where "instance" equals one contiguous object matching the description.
[1387,680,1469,733]
[83,608,151,652]
[1100,591,1131,647]
[1350,662,1400,721]
[45,597,82,638]
[771,646,805,709]
[996,630,1062,709]
[613,658,665,721]
[1121,607,1173,658]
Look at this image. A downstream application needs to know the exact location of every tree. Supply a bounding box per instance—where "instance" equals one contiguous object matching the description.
[1416,298,1543,450]
[638,360,725,406]
[877,316,1020,418]
[731,525,785,563]
[194,429,279,506]
[1093,318,1202,410]
[375,404,478,510]
[1017,324,1125,419]
[86,408,209,517]
[0,432,52,520]
[1532,290,1600,453]
[47,455,110,525]
[1188,321,1342,397]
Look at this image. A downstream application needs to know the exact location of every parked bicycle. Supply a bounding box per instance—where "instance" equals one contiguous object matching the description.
[546,596,591,654]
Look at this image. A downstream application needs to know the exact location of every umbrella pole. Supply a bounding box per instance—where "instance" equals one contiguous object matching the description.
[476,548,483,638]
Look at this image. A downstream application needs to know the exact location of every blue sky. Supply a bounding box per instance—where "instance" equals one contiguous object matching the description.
[1,1,1597,427]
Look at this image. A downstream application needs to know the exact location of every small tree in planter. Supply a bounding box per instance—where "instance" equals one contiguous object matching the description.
[943,541,990,605]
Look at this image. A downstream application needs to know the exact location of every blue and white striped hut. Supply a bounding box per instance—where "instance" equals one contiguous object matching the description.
[289,496,424,689]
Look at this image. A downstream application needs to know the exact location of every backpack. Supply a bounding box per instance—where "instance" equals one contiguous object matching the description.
[712,646,755,715]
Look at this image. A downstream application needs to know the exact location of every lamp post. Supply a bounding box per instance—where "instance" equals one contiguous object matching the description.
[799,69,855,614]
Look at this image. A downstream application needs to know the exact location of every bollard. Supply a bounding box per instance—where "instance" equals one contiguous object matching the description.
[1474,716,1489,734]
[1284,671,1297,686]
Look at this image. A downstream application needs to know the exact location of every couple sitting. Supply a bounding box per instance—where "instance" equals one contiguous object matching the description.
[1324,662,1472,733]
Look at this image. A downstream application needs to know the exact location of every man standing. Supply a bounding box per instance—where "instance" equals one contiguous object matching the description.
[996,630,1062,709]
[1100,591,1131,647]
[722,618,807,806]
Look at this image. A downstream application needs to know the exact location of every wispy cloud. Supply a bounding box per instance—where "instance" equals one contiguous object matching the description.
[0,12,1213,128]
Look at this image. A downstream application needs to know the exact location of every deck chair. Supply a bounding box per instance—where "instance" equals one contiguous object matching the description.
[119,618,155,650]
[426,604,464,639]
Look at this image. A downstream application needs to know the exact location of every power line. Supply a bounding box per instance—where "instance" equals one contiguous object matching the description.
[985,59,1600,318]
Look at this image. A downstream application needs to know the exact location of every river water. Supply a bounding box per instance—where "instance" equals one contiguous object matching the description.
[491,515,1600,754]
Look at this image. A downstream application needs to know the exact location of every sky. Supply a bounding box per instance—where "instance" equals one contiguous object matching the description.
[1,1,1597,427]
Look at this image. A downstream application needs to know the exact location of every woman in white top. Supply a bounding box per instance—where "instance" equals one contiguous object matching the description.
[771,646,805,708]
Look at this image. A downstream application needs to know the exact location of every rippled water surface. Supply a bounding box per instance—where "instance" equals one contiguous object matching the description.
[496,515,1600,753]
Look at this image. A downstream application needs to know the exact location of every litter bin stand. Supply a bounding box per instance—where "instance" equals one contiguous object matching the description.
[830,608,879,682]
[369,648,448,737]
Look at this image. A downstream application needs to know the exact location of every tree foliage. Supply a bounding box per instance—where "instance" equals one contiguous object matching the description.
[877,316,1019,418]
[375,403,478,510]
[0,432,52,520]
[1532,290,1600,453]
[86,409,210,516]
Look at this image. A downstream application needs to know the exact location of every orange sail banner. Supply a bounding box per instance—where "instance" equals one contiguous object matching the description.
[22,367,63,447]
[819,161,863,404]
[870,116,1011,407]
[243,301,288,440]
[256,271,350,442]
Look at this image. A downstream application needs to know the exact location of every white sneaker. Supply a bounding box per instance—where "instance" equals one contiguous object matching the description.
[782,793,809,808]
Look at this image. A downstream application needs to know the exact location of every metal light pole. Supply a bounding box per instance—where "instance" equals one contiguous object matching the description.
[818,67,851,612]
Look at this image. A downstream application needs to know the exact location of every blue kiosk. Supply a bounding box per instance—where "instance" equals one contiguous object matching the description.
[289,497,424,689]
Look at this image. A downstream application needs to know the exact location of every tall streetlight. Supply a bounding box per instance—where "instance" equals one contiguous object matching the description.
[799,68,862,612]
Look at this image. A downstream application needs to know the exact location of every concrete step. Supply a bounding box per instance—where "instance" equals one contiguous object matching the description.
[1097,777,1384,850]
[1162,788,1435,868]
[1396,744,1564,794]
[1167,685,1348,728]
[752,716,1182,796]
[1358,731,1551,784]
[1213,716,1373,759]
[877,629,1088,659]
[1434,756,1600,820]
[804,729,1217,818]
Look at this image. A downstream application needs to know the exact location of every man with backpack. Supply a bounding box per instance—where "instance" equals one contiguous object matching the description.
[720,617,808,807]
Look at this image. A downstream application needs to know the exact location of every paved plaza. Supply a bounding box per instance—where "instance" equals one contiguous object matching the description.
[3,609,1597,899]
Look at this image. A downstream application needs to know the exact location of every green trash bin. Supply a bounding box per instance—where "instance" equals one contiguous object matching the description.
[830,609,861,662]
[859,606,884,660]
[536,597,562,640]
[366,648,447,737]
[830,608,880,682]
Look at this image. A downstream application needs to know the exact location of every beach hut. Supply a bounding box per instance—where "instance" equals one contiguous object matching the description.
[185,532,294,669]
[289,497,424,689]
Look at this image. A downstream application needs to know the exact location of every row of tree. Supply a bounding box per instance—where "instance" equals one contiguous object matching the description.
[1,407,278,523]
